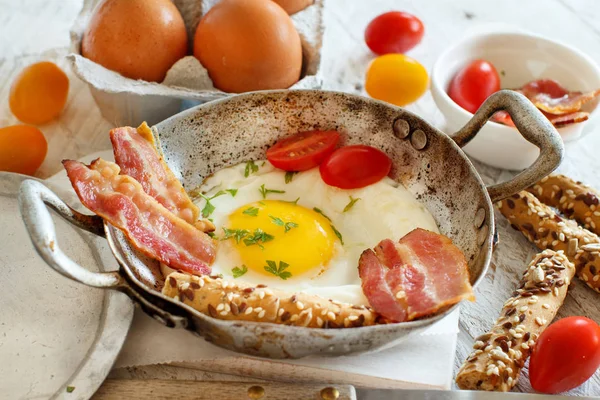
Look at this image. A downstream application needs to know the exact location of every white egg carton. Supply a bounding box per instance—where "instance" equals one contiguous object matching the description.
[68,0,324,127]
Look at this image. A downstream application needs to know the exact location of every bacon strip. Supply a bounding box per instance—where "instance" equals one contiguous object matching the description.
[493,110,590,128]
[519,79,600,115]
[63,158,215,276]
[358,229,474,322]
[542,110,589,127]
[110,123,209,229]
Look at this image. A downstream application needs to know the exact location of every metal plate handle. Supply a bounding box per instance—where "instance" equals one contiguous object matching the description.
[18,179,122,288]
[452,90,564,203]
[18,179,190,329]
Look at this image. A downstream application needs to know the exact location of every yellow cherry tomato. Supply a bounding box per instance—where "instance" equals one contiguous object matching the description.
[9,61,69,125]
[365,54,428,106]
[0,125,47,175]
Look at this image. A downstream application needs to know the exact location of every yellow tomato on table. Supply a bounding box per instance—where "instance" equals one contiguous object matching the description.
[365,54,428,106]
[0,125,47,175]
[9,61,69,125]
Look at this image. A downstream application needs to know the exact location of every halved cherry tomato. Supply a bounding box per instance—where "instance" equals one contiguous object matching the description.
[530,316,600,394]
[319,145,391,189]
[266,130,340,171]
[448,59,500,114]
[365,11,424,55]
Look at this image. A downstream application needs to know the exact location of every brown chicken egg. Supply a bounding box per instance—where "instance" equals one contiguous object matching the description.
[82,0,188,82]
[272,0,313,15]
[193,0,303,93]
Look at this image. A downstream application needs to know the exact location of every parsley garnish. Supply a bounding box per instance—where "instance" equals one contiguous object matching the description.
[243,228,274,249]
[199,190,235,218]
[264,260,292,280]
[343,196,361,212]
[313,207,331,221]
[331,224,344,245]
[66,386,75,393]
[244,161,259,177]
[207,231,215,238]
[282,197,300,205]
[232,265,248,278]
[284,171,298,184]
[242,207,260,217]
[269,215,298,233]
[259,184,285,199]
[222,228,249,244]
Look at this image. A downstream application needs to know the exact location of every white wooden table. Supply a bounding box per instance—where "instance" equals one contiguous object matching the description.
[3,0,600,395]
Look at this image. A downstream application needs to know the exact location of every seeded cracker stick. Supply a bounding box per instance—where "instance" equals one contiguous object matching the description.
[498,191,600,293]
[456,250,575,391]
[528,174,600,235]
[163,272,378,328]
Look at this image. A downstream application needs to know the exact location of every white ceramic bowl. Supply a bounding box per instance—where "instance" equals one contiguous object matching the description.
[432,32,600,170]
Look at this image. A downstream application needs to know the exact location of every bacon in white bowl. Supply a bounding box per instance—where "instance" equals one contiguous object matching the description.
[358,228,474,322]
[63,158,216,276]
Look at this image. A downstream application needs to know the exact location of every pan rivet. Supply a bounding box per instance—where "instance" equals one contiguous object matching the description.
[393,118,410,139]
[320,387,340,400]
[247,385,265,399]
[475,208,486,228]
[410,129,427,150]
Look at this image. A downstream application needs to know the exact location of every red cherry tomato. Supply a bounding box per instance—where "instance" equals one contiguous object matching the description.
[319,145,392,189]
[448,59,500,114]
[364,11,424,55]
[266,130,340,171]
[530,316,600,394]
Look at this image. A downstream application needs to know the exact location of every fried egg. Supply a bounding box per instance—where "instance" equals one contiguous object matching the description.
[195,161,439,305]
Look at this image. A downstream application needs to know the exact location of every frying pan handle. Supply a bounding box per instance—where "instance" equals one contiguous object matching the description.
[18,179,122,288]
[452,90,564,203]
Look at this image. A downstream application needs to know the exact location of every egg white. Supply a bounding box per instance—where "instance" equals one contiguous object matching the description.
[195,161,439,306]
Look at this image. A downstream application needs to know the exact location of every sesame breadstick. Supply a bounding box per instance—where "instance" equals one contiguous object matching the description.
[456,250,575,391]
[162,272,378,328]
[498,191,600,293]
[529,174,600,234]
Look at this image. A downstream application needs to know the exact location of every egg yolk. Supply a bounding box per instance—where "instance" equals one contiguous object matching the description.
[227,200,336,278]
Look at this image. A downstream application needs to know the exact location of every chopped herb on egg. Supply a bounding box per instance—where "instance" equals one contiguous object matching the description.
[313,207,331,221]
[66,386,75,393]
[282,197,300,205]
[284,171,298,183]
[264,260,292,280]
[269,215,298,233]
[331,224,344,245]
[226,188,238,197]
[244,160,259,177]
[200,199,215,218]
[199,190,229,218]
[259,184,285,199]
[242,206,260,217]
[243,228,274,249]
[343,196,361,212]
[232,265,248,278]
[222,228,250,244]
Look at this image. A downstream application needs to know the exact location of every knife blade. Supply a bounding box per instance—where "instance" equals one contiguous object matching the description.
[355,388,599,400]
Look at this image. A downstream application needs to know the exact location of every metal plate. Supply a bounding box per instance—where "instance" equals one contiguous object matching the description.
[0,172,134,399]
